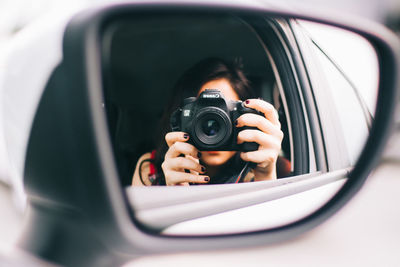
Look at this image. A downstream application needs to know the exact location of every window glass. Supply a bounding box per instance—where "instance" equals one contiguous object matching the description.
[299,21,379,164]
[299,21,379,115]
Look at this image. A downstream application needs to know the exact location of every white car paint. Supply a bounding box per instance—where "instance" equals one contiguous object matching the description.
[0,1,398,266]
[127,131,400,266]
[0,1,88,211]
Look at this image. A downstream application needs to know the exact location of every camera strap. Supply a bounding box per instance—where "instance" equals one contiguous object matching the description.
[234,161,256,183]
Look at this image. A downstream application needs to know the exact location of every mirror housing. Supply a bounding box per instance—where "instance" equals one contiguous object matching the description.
[8,2,399,266]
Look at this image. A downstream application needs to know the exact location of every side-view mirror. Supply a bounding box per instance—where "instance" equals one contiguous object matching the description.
[2,2,399,266]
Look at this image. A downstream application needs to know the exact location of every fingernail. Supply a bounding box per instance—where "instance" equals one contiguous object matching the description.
[204,176,210,182]
[245,100,250,105]
[201,166,206,173]
[197,152,202,158]
[184,134,189,139]
[185,169,190,173]
[234,120,238,126]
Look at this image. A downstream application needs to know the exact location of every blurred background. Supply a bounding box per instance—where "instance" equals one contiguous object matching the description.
[0,0,94,252]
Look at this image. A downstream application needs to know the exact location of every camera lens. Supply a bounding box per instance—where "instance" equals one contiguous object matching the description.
[193,107,232,148]
[202,119,220,137]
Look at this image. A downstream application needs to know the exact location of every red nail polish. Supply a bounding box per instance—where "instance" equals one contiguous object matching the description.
[201,166,206,172]
[245,100,250,105]
[184,134,189,139]
[204,177,210,182]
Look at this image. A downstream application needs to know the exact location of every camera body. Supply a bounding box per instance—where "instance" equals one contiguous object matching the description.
[170,89,261,152]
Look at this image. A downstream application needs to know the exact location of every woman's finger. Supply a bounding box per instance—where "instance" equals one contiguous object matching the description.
[165,131,189,147]
[244,99,280,126]
[236,113,283,138]
[164,170,210,185]
[240,149,278,165]
[167,157,206,174]
[237,129,281,150]
[165,141,201,159]
[176,182,190,186]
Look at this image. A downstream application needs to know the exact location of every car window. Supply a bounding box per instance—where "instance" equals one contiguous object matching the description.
[298,21,379,165]
[111,15,355,234]
[102,14,300,186]
[299,21,379,115]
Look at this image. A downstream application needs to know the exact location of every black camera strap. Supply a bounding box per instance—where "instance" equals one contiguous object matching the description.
[234,161,256,183]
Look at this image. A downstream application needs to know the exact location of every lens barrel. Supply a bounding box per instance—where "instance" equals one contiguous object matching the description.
[192,107,232,148]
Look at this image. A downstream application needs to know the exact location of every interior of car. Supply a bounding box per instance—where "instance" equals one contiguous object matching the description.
[101,14,294,186]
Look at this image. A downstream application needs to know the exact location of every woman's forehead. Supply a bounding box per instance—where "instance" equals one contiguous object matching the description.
[198,78,240,101]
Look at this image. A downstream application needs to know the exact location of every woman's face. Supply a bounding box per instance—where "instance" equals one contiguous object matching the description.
[197,78,239,167]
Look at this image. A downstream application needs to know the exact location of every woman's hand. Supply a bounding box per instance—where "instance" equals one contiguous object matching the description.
[235,99,284,181]
[162,132,210,186]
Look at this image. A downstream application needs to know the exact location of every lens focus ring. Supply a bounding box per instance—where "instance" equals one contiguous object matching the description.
[192,107,232,148]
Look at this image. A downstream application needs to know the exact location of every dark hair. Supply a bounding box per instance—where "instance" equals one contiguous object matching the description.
[153,57,256,184]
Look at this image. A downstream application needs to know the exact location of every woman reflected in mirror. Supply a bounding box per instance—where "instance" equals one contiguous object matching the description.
[132,58,284,186]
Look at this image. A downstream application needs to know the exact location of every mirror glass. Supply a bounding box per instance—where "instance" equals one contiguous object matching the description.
[100,12,379,235]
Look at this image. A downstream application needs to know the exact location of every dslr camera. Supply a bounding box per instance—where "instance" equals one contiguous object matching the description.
[170,89,261,152]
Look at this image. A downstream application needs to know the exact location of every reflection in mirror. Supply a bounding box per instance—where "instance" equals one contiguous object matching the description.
[297,20,379,164]
[100,12,379,235]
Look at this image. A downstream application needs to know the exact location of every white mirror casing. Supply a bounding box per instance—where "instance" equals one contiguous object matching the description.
[3,3,397,267]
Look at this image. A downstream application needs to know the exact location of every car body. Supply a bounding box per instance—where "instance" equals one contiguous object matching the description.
[0,0,399,266]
